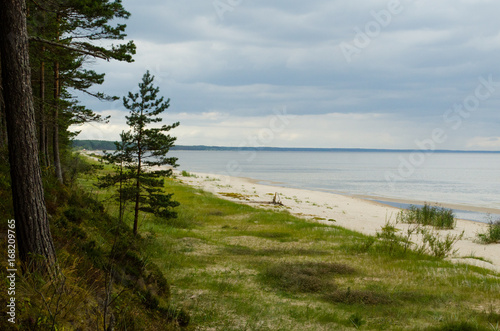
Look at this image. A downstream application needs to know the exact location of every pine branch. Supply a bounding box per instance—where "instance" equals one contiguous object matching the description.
[29,36,109,60]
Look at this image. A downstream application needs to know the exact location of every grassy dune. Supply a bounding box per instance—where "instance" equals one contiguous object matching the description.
[76,166,500,331]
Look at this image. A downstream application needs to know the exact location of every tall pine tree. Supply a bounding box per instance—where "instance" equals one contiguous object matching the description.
[0,0,57,274]
[103,71,179,235]
[28,0,136,182]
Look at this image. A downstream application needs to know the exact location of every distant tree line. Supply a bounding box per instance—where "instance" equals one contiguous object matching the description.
[73,140,118,151]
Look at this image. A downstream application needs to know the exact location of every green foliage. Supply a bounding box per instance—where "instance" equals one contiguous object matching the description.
[260,262,355,294]
[425,321,490,331]
[376,220,414,255]
[376,219,463,259]
[325,288,391,305]
[348,313,366,329]
[72,139,117,150]
[181,170,195,177]
[477,220,500,244]
[0,178,184,330]
[63,152,103,186]
[81,174,500,330]
[417,228,464,258]
[100,71,180,234]
[398,204,456,229]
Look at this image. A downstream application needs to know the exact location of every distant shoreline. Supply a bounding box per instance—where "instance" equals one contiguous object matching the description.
[73,140,500,153]
[81,149,500,221]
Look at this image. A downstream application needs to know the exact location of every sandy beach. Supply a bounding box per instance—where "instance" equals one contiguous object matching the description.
[176,170,500,273]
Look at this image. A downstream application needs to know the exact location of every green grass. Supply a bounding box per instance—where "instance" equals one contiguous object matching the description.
[77,170,500,331]
[477,220,500,244]
[398,204,456,229]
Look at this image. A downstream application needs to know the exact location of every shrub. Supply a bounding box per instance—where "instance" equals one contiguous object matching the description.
[398,204,456,229]
[477,220,500,244]
[376,221,414,255]
[417,228,464,258]
[181,170,195,177]
[375,220,462,259]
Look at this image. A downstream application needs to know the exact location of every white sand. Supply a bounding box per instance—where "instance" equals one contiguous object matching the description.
[177,171,500,274]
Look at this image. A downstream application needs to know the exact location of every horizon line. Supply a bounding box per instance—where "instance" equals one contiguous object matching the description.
[73,140,500,153]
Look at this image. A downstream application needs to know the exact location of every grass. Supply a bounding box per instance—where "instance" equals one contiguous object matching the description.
[477,220,500,244]
[76,168,500,331]
[181,170,197,177]
[398,203,456,229]
[260,261,355,294]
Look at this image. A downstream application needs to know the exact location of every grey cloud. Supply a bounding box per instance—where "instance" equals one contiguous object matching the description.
[75,0,500,150]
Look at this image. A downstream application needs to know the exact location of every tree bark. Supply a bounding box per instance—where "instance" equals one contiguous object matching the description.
[0,55,7,149]
[133,112,144,236]
[38,49,49,168]
[0,0,57,273]
[133,148,141,236]
[53,59,63,182]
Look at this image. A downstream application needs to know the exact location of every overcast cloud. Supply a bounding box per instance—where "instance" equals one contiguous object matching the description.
[74,0,500,150]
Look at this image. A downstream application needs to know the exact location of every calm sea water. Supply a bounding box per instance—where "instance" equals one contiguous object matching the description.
[171,150,500,222]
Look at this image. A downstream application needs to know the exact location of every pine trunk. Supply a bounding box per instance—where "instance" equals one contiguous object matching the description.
[0,55,7,149]
[133,127,143,236]
[133,153,141,236]
[53,60,63,182]
[39,53,48,168]
[0,0,57,273]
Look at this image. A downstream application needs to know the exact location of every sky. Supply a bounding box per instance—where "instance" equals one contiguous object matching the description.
[73,0,500,150]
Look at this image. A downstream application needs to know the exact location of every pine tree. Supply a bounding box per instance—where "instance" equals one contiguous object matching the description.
[27,0,136,182]
[0,0,57,274]
[104,71,180,235]
[99,131,133,223]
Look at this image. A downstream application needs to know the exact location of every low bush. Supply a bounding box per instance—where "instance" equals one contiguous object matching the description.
[477,220,500,244]
[398,204,456,229]
[417,228,464,258]
[375,220,462,259]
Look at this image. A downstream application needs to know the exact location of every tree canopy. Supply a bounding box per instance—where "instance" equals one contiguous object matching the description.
[100,71,180,235]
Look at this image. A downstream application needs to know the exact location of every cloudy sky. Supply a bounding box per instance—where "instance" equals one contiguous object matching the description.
[73,0,500,150]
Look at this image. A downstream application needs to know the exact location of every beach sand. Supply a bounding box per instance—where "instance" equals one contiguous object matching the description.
[177,171,500,273]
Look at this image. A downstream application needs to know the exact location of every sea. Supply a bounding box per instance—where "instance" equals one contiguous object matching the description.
[170,150,500,223]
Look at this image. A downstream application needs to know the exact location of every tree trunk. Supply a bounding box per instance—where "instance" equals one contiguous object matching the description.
[0,89,5,149]
[53,60,63,182]
[0,0,57,273]
[133,153,141,236]
[133,123,144,236]
[39,50,48,168]
[0,55,7,149]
